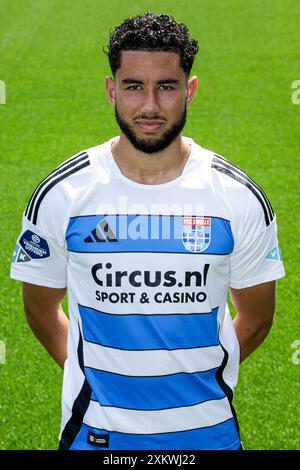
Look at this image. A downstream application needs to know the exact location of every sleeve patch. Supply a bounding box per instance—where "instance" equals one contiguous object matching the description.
[12,242,32,263]
[18,230,50,259]
[265,245,282,261]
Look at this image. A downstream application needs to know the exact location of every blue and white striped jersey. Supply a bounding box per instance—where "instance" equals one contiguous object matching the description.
[10,136,285,450]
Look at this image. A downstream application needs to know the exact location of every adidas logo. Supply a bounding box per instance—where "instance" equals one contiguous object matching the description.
[84,219,118,243]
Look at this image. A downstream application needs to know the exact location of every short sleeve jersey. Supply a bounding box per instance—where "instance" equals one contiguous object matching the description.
[10,136,285,450]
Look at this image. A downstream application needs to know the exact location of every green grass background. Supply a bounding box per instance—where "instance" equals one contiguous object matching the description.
[0,0,299,449]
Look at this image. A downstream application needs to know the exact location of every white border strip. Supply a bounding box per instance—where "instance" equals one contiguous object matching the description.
[84,341,224,376]
[83,396,232,434]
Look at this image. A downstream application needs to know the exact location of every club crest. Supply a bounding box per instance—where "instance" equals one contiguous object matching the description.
[182,216,211,253]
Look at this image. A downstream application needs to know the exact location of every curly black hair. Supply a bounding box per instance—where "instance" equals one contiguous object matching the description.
[104,12,199,77]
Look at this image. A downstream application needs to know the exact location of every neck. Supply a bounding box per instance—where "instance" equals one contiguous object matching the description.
[111,133,191,185]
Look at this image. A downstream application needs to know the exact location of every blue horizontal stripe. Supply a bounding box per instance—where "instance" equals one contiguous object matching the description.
[79,304,219,350]
[66,214,233,254]
[86,367,224,410]
[70,419,240,450]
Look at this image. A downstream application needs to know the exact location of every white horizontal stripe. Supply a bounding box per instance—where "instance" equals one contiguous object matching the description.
[69,251,227,314]
[83,396,233,434]
[83,341,224,376]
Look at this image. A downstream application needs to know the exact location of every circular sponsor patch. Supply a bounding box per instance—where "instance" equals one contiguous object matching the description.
[31,234,40,244]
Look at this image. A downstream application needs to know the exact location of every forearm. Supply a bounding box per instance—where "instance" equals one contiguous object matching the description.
[230,282,276,363]
[25,304,68,368]
[233,314,272,363]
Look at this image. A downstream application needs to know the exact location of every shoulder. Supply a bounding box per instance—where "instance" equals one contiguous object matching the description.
[190,140,275,229]
[206,148,274,228]
[24,140,112,227]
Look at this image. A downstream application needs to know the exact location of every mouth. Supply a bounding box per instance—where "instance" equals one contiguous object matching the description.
[134,119,165,133]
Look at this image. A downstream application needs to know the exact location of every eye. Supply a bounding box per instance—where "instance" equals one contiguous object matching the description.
[126,85,143,91]
[158,85,174,91]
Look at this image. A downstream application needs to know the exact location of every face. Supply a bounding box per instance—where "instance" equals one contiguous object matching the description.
[106,51,197,154]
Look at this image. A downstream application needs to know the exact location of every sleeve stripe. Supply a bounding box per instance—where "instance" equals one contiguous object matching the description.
[212,163,272,226]
[212,156,274,227]
[25,151,88,219]
[213,155,274,220]
[26,159,90,225]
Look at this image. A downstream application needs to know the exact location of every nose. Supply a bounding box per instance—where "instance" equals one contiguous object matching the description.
[140,89,160,115]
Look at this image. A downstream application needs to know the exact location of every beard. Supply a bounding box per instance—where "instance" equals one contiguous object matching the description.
[114,105,187,154]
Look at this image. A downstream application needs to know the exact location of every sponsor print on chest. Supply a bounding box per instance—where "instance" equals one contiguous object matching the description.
[66,214,233,311]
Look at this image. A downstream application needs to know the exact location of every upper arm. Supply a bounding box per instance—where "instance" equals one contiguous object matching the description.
[23,282,67,316]
[230,280,276,328]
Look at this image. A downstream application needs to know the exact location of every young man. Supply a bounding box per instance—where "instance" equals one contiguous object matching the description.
[10,12,285,450]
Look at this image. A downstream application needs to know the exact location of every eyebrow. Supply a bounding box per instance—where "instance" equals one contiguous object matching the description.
[121,78,180,85]
[157,79,180,85]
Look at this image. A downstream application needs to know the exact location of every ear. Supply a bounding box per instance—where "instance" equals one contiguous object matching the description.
[186,76,198,104]
[105,76,116,106]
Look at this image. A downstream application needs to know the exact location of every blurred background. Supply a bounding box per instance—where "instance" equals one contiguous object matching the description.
[0,0,299,449]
